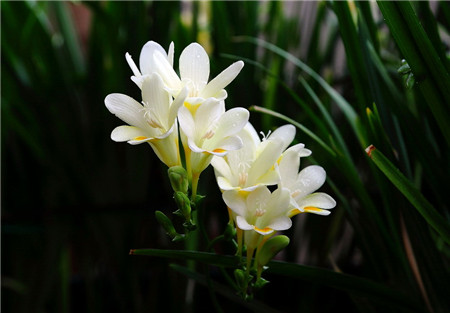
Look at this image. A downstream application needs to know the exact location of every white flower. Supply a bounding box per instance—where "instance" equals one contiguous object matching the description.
[105,73,187,167]
[211,124,299,192]
[153,42,244,108]
[223,186,291,249]
[278,148,336,216]
[125,41,174,89]
[178,99,249,176]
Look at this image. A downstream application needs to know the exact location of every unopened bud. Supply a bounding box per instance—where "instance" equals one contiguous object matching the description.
[256,235,289,267]
[155,210,179,240]
[168,166,189,194]
[173,191,191,221]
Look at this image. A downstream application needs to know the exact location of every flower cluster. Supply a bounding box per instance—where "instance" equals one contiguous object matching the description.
[105,41,249,196]
[105,40,336,296]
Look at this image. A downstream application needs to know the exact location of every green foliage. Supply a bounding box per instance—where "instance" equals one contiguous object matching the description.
[2,1,449,312]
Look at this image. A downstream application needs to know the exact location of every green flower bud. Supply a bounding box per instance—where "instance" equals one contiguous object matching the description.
[155,210,179,240]
[256,235,290,267]
[173,191,191,221]
[168,166,189,194]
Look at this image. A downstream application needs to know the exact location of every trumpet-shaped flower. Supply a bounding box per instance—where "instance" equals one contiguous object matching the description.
[278,148,336,216]
[178,99,249,177]
[105,73,187,167]
[153,42,244,108]
[125,41,174,89]
[223,186,291,249]
[211,124,302,192]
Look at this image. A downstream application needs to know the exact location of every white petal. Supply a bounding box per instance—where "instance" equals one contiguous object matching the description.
[142,74,170,129]
[111,126,147,142]
[201,61,244,98]
[105,93,148,130]
[169,87,188,124]
[179,43,210,86]
[167,42,175,67]
[223,190,247,216]
[278,149,300,189]
[213,108,249,139]
[211,156,232,180]
[247,186,271,213]
[294,165,326,199]
[268,124,296,151]
[139,41,167,75]
[154,51,182,91]
[125,52,141,77]
[193,99,224,139]
[236,215,253,231]
[297,192,336,210]
[216,176,235,191]
[210,135,243,155]
[247,140,283,185]
[178,106,195,139]
[267,216,292,231]
[285,143,312,157]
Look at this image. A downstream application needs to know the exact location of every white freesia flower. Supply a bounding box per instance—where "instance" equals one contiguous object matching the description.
[125,41,174,89]
[178,99,249,180]
[279,148,336,216]
[223,186,291,249]
[153,42,244,108]
[105,73,187,168]
[211,123,303,192]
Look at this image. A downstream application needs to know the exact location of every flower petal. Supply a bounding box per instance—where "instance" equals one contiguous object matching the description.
[167,41,175,67]
[268,124,296,151]
[223,190,247,217]
[266,216,292,231]
[105,93,148,130]
[142,74,171,130]
[179,43,210,87]
[178,106,196,139]
[247,140,283,186]
[111,126,147,142]
[236,215,253,231]
[201,61,244,98]
[139,41,167,75]
[154,51,183,91]
[213,107,249,139]
[296,192,336,210]
[125,52,141,77]
[294,165,326,199]
[211,156,232,181]
[278,149,300,189]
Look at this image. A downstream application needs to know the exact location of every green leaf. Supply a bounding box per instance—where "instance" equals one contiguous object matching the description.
[377,1,450,146]
[130,249,424,311]
[366,145,450,245]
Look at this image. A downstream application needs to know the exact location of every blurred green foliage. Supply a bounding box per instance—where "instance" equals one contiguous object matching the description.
[2,1,449,312]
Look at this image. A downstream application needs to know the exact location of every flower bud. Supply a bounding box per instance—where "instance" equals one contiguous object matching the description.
[256,235,289,267]
[173,191,192,221]
[168,166,189,194]
[155,210,183,241]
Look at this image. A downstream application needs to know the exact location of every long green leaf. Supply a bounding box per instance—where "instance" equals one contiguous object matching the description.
[376,1,450,146]
[131,248,424,311]
[366,145,450,245]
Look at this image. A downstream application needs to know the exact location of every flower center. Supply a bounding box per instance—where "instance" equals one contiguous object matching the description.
[202,129,215,139]
[142,104,165,131]
[291,189,301,198]
[255,208,266,217]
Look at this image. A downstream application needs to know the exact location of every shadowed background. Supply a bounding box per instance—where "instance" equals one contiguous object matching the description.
[2,1,450,313]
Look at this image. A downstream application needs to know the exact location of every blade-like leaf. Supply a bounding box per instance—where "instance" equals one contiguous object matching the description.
[366,145,450,245]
